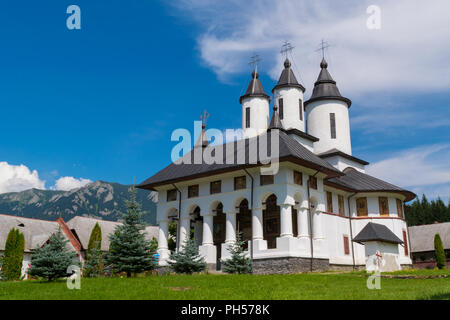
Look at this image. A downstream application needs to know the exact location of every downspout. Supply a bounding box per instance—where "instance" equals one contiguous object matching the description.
[307,168,321,272]
[243,168,254,271]
[347,192,357,270]
[172,183,182,252]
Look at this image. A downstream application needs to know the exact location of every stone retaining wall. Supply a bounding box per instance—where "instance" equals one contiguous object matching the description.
[252,257,330,274]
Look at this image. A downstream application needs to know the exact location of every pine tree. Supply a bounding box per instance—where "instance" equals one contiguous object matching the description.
[168,238,207,274]
[106,185,155,277]
[434,233,446,269]
[84,222,103,277]
[28,228,78,281]
[2,228,25,281]
[222,232,252,274]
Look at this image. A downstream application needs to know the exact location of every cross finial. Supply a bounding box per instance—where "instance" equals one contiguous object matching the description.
[249,54,261,70]
[200,110,210,127]
[280,41,294,58]
[315,39,330,59]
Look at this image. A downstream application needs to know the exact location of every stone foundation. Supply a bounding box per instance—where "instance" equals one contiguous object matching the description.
[252,257,330,274]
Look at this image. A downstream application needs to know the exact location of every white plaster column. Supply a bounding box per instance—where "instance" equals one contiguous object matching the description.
[252,207,264,240]
[179,217,191,248]
[313,211,323,239]
[280,204,293,238]
[157,219,170,265]
[199,213,216,264]
[225,212,237,244]
[298,208,309,238]
[202,214,214,246]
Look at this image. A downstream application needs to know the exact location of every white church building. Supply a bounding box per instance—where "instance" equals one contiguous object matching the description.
[138,56,415,273]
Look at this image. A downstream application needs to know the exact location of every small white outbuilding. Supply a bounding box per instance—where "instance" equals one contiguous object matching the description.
[353,222,404,272]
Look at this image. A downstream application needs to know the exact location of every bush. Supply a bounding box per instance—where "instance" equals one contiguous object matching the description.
[168,238,207,274]
[434,233,446,269]
[2,228,25,281]
[222,232,252,274]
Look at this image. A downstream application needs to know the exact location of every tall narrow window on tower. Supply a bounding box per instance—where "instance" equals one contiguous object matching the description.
[299,99,303,121]
[278,98,284,119]
[330,113,336,139]
[245,107,250,128]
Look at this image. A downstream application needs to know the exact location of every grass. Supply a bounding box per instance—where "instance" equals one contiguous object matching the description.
[1,269,449,300]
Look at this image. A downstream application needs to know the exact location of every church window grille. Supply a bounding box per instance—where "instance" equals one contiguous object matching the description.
[379,197,389,216]
[293,171,303,185]
[356,197,368,216]
[245,107,250,128]
[396,199,403,218]
[234,176,246,190]
[309,176,317,190]
[188,185,199,198]
[278,98,284,119]
[166,189,177,202]
[338,195,345,216]
[299,99,303,121]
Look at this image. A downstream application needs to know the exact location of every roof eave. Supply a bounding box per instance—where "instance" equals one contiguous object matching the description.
[304,96,352,108]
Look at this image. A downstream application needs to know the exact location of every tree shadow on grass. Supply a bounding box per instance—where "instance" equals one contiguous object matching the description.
[417,292,450,300]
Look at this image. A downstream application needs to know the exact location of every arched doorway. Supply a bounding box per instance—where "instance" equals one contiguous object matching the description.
[263,194,280,249]
[237,199,252,250]
[213,203,226,270]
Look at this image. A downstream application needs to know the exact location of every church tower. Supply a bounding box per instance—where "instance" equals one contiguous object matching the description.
[240,67,270,137]
[305,58,352,155]
[272,58,306,132]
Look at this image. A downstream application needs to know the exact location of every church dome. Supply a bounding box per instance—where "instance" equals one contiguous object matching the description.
[272,58,305,93]
[304,58,351,108]
[239,68,270,104]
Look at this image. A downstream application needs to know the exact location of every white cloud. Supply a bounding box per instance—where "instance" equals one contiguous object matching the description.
[52,176,93,191]
[171,0,450,95]
[366,144,450,199]
[0,162,46,194]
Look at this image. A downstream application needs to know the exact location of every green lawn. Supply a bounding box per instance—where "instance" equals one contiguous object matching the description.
[1,270,449,300]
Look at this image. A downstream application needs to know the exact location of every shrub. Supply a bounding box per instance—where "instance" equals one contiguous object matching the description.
[168,238,206,274]
[434,233,446,269]
[222,232,252,274]
[2,228,25,281]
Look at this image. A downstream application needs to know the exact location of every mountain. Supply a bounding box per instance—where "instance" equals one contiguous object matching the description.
[0,181,158,225]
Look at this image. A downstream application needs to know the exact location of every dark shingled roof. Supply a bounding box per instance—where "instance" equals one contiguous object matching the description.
[239,69,270,104]
[318,148,369,165]
[138,130,341,190]
[285,128,319,142]
[268,106,283,130]
[304,58,352,108]
[325,167,416,201]
[272,58,305,93]
[353,222,403,244]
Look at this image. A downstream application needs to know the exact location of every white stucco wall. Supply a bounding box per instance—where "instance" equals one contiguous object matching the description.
[322,155,366,172]
[241,96,269,137]
[273,87,305,132]
[306,99,352,155]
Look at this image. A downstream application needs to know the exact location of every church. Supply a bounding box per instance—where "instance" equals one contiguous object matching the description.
[138,53,415,274]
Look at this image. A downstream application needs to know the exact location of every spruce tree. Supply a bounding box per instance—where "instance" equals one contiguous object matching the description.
[168,238,207,274]
[222,232,252,274]
[2,228,25,281]
[434,233,446,269]
[28,228,78,281]
[84,223,103,277]
[106,185,155,277]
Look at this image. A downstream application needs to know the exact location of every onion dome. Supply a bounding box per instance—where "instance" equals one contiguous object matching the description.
[272,58,305,93]
[304,58,351,108]
[239,68,270,104]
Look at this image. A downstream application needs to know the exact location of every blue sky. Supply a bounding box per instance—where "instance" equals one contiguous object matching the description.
[0,1,449,200]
